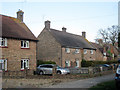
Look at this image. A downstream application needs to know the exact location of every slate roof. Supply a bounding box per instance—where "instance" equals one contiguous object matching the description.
[91,42,103,53]
[0,15,37,41]
[91,42,118,56]
[49,29,96,50]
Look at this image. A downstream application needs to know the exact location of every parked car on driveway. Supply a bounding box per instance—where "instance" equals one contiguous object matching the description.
[115,64,120,89]
[37,64,70,75]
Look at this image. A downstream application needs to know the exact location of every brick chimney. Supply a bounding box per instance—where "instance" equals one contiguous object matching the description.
[45,20,51,30]
[17,9,24,22]
[62,27,66,32]
[82,31,86,38]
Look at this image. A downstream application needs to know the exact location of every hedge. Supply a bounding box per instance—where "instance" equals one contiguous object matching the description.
[81,59,118,67]
[37,60,56,66]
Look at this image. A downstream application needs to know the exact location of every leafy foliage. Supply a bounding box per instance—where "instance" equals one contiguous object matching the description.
[37,60,56,66]
[81,59,118,67]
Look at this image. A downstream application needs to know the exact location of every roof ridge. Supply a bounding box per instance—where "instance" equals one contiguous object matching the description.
[50,28,83,37]
[0,14,16,19]
[49,28,95,49]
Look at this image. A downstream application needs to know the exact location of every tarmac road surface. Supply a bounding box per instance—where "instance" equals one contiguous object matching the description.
[48,73,115,88]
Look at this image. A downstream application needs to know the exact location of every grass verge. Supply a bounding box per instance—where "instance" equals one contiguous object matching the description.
[89,80,117,90]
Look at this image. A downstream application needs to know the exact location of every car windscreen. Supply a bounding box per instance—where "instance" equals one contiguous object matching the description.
[40,65,53,68]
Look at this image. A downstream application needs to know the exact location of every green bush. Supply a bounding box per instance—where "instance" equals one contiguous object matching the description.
[81,59,118,67]
[37,60,56,66]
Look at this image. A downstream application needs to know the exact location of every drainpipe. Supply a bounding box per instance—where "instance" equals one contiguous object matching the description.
[61,46,63,67]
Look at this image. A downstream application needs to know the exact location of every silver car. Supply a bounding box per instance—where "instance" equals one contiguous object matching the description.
[37,64,70,75]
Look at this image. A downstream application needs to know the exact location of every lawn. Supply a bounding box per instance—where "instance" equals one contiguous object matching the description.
[89,80,117,90]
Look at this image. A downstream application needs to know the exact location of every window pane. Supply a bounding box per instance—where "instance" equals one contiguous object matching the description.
[24,60,26,69]
[65,48,70,53]
[24,41,26,47]
[26,41,29,48]
[76,60,79,67]
[0,63,2,70]
[21,41,23,47]
[5,38,7,46]
[5,60,7,71]
[21,60,23,69]
[1,39,4,46]
[2,62,4,69]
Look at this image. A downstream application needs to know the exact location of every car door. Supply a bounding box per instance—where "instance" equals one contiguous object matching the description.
[39,65,49,74]
[47,65,53,74]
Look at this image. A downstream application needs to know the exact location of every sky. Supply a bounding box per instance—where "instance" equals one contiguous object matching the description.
[1,0,118,42]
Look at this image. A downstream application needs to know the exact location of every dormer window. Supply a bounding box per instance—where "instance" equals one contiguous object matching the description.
[65,48,70,53]
[21,40,29,48]
[0,38,7,47]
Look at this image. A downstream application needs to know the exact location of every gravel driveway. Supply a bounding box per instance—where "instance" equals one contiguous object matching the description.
[47,73,115,88]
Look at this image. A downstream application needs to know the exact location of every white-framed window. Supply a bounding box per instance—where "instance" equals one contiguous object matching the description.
[75,49,80,54]
[21,59,29,70]
[0,59,7,71]
[90,50,93,54]
[103,52,106,56]
[21,40,29,48]
[75,59,79,68]
[65,60,70,67]
[65,48,70,53]
[84,49,87,54]
[0,38,7,47]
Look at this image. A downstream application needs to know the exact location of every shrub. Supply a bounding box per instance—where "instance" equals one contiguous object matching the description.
[81,59,118,67]
[37,60,56,66]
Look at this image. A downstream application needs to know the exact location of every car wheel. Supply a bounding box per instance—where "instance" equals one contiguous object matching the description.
[57,71,61,74]
[39,71,44,75]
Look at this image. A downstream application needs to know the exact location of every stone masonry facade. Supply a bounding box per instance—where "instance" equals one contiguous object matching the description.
[37,28,96,68]
[37,29,62,66]
[0,38,36,74]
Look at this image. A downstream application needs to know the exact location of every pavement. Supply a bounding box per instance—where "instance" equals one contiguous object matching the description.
[47,73,115,88]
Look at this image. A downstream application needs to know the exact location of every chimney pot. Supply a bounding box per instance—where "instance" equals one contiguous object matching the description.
[45,20,51,30]
[82,31,86,38]
[17,9,24,22]
[62,27,66,32]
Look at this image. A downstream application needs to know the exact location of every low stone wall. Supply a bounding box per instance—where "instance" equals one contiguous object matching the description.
[69,66,113,74]
[2,69,34,78]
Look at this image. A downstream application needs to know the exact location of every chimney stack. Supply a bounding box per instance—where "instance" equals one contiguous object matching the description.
[62,27,66,32]
[82,31,86,38]
[17,9,24,22]
[45,20,51,30]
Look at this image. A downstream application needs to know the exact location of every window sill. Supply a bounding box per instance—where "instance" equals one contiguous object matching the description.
[0,46,8,48]
[21,48,30,49]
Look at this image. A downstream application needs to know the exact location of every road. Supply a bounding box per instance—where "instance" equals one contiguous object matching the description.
[47,73,115,88]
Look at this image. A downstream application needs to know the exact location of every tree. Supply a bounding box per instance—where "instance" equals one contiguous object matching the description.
[96,25,119,46]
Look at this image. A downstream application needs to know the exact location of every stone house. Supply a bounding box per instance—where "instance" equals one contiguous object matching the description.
[0,10,37,74]
[91,39,118,61]
[37,20,96,68]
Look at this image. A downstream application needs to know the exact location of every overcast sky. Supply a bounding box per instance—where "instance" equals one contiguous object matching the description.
[1,0,118,42]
